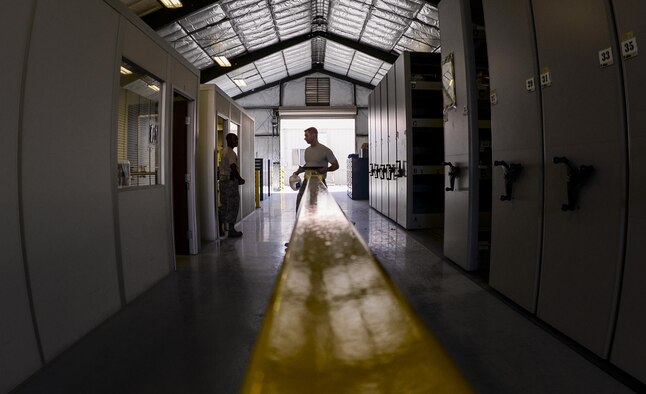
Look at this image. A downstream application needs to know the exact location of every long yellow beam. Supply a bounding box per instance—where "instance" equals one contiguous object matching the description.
[242,175,473,393]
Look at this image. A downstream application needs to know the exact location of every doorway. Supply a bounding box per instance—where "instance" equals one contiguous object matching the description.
[279,118,356,191]
[171,92,197,255]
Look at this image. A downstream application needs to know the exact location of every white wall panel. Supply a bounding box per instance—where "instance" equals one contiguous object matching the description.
[21,0,121,361]
[356,108,368,135]
[198,86,217,241]
[171,59,198,98]
[119,188,172,302]
[356,85,370,107]
[330,77,354,106]
[0,1,42,391]
[282,79,307,106]
[236,86,280,107]
[240,113,256,218]
[121,16,167,80]
[248,108,273,136]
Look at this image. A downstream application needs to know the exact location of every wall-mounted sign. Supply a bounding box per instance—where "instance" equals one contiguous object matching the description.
[598,47,614,67]
[526,77,536,92]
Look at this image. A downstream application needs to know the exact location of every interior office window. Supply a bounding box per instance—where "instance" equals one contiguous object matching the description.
[117,59,162,188]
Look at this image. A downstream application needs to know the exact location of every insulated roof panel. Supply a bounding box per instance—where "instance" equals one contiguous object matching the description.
[347,52,384,84]
[255,52,288,83]
[283,42,312,75]
[177,4,227,33]
[123,0,441,95]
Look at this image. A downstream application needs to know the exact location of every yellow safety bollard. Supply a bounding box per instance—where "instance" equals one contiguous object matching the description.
[255,169,261,208]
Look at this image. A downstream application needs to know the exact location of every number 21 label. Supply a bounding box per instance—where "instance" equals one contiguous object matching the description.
[540,70,551,87]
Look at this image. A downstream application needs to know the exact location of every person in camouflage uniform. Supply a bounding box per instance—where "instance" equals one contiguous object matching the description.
[218,133,245,238]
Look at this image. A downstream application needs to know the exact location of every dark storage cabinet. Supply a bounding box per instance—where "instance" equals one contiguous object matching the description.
[347,156,368,200]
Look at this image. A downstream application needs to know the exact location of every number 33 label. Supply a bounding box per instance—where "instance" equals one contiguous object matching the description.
[598,47,614,67]
[621,36,638,59]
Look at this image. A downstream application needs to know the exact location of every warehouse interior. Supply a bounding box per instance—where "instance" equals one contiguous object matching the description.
[2,0,645,392]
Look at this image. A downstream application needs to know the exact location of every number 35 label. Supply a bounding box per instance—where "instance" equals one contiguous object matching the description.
[621,36,638,59]
[598,47,614,68]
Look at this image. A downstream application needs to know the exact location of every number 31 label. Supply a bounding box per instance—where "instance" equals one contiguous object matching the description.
[621,36,638,59]
[598,47,614,67]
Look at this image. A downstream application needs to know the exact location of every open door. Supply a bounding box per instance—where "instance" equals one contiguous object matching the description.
[172,92,193,255]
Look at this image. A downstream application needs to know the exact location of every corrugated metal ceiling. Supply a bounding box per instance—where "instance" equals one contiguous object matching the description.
[121,0,440,99]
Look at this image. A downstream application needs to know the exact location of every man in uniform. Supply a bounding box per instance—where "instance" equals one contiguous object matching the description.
[219,133,245,238]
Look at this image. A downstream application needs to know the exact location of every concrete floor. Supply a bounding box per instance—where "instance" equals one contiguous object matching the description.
[12,191,641,393]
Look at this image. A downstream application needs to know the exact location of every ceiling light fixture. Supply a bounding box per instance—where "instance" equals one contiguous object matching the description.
[120,66,132,75]
[214,56,231,67]
[233,79,247,87]
[159,0,183,8]
[148,84,161,92]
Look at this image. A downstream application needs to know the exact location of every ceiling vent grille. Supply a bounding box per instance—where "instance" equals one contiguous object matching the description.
[305,77,330,106]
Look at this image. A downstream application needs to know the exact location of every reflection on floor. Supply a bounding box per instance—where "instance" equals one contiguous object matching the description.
[13,192,639,393]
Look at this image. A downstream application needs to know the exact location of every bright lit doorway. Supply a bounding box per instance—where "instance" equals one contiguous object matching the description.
[280,118,356,192]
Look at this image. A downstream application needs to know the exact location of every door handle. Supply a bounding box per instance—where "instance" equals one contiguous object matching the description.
[553,156,594,211]
[443,162,460,191]
[386,164,396,180]
[494,160,523,201]
[395,160,405,178]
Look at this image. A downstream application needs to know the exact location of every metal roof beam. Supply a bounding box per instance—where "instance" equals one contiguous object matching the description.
[231,64,373,100]
[200,31,397,83]
[142,0,222,30]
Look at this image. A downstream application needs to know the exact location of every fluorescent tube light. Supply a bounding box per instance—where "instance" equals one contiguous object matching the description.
[214,56,231,67]
[159,0,183,8]
[148,84,160,92]
[120,66,132,75]
[233,79,247,87]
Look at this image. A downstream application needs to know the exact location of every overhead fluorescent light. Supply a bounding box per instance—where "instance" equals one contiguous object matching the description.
[213,56,231,67]
[233,79,247,87]
[148,84,160,92]
[278,106,358,118]
[159,0,183,8]
[120,66,132,75]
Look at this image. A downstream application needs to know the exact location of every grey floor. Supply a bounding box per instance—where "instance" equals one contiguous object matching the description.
[13,191,641,393]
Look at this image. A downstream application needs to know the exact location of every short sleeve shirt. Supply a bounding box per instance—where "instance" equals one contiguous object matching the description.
[304,143,337,168]
[219,146,239,176]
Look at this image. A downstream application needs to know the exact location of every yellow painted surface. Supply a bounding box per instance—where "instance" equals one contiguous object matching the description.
[242,176,473,394]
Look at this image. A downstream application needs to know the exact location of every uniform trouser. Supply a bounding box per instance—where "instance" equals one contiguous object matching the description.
[219,179,240,225]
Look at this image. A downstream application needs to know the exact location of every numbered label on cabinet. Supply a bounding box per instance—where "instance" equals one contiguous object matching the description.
[540,68,552,87]
[526,77,536,92]
[598,47,614,68]
[621,32,638,59]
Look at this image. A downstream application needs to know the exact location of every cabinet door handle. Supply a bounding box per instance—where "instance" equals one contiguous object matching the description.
[494,160,523,201]
[553,156,594,211]
[395,160,405,178]
[443,162,460,191]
